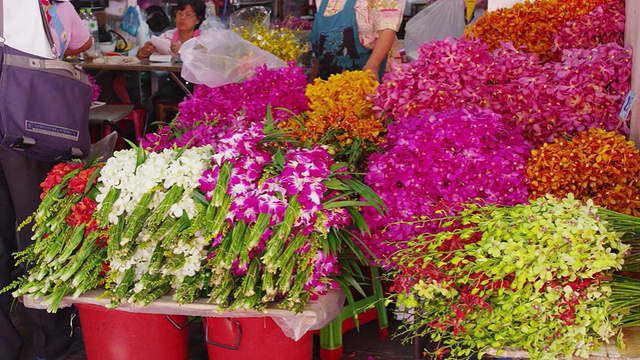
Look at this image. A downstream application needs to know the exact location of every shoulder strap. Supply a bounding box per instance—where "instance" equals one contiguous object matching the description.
[0,0,4,40]
[39,0,59,58]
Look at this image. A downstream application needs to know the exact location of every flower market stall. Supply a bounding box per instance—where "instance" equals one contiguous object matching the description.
[7,0,640,359]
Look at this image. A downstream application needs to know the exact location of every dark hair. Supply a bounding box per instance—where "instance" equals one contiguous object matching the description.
[145,5,170,34]
[176,0,207,29]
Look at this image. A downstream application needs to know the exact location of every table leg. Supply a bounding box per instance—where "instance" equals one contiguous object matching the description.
[168,72,192,95]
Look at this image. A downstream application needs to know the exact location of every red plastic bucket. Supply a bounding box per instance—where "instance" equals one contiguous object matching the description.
[203,317,312,360]
[76,303,190,360]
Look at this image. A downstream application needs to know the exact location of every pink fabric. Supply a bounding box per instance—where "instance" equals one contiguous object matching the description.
[318,0,404,49]
[167,28,202,43]
[48,0,90,56]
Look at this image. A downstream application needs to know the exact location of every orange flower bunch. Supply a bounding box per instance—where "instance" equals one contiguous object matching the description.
[527,128,640,216]
[281,70,386,172]
[466,0,604,61]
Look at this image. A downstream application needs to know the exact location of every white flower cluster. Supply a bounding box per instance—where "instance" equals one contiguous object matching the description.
[96,146,215,305]
[165,230,209,284]
[96,146,213,223]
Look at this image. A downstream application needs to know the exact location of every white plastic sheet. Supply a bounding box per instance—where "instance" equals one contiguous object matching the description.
[404,0,466,61]
[23,289,345,341]
[179,29,287,88]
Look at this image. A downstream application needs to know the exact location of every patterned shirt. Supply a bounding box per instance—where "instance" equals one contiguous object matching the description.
[319,0,405,49]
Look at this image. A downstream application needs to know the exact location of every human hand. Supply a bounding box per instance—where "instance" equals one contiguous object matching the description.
[170,41,182,54]
[137,41,156,59]
[362,63,380,82]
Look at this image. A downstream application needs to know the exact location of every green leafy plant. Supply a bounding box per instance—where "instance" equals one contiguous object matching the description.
[387,194,628,359]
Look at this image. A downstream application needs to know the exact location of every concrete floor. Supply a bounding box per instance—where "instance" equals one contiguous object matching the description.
[14,302,417,360]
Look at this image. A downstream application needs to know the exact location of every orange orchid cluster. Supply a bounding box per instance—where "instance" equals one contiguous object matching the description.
[527,128,640,216]
[281,70,386,172]
[466,0,605,61]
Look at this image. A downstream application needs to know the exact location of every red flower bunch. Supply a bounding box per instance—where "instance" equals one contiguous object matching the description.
[68,166,102,195]
[39,162,84,198]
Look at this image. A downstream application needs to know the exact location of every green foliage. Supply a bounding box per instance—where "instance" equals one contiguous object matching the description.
[389,195,628,359]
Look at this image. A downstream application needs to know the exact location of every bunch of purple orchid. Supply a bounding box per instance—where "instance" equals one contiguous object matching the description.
[140,64,310,152]
[373,0,629,148]
[359,107,531,264]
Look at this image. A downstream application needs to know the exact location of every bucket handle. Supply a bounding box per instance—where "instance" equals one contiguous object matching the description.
[204,317,242,350]
[165,315,198,330]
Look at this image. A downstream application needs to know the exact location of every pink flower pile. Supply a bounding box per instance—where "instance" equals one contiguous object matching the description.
[198,123,346,298]
[360,107,531,263]
[373,1,629,147]
[141,64,309,152]
[373,38,631,147]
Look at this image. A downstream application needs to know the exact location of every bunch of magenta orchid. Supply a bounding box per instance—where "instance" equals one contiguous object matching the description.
[358,107,531,264]
[141,64,309,152]
[372,36,631,147]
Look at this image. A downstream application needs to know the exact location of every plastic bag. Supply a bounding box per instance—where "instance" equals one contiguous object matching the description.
[179,29,287,88]
[120,6,140,37]
[404,0,466,61]
[136,5,151,50]
[199,3,228,30]
[228,6,271,30]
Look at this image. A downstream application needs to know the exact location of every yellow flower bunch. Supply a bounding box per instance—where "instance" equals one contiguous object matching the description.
[527,128,640,216]
[466,0,604,61]
[234,23,306,62]
[281,70,386,172]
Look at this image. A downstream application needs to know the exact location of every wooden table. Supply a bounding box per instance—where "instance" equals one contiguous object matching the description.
[71,58,191,95]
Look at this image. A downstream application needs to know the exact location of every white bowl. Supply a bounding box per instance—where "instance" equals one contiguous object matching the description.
[99,42,116,53]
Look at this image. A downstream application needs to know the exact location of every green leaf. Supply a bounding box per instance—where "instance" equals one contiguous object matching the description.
[347,207,371,236]
[341,179,387,214]
[323,178,349,191]
[324,200,372,209]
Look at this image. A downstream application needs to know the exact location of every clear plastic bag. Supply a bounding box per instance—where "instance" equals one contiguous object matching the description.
[179,29,287,88]
[228,6,271,30]
[404,0,466,61]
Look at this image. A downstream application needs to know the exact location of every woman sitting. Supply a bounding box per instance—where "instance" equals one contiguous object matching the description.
[137,0,206,125]
[137,0,206,59]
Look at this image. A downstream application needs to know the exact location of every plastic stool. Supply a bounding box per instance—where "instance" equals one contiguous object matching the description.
[318,266,389,360]
[89,104,147,150]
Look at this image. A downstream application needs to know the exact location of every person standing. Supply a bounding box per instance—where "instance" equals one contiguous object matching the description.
[309,0,405,81]
[0,1,91,359]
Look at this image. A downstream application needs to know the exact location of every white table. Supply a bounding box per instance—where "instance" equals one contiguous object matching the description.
[24,289,345,341]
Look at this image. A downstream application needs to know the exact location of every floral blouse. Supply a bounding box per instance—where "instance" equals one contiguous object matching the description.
[318,0,405,50]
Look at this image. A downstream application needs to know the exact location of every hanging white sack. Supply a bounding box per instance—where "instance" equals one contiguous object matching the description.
[404,0,466,61]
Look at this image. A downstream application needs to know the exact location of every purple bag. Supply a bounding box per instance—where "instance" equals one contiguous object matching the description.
[0,2,92,162]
